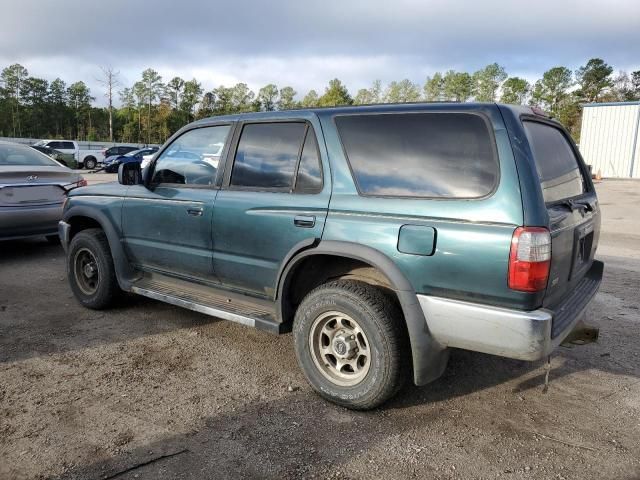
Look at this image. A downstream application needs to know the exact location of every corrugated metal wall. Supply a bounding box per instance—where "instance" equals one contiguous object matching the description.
[579,102,640,178]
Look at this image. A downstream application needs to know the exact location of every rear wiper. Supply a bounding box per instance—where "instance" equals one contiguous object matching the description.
[555,199,593,212]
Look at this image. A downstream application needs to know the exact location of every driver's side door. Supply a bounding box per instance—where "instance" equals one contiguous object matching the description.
[121,124,231,282]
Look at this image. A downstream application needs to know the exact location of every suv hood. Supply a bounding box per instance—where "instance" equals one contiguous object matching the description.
[67,181,125,198]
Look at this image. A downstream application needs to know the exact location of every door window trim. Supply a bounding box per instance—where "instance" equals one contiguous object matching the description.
[222,119,324,194]
[147,123,233,190]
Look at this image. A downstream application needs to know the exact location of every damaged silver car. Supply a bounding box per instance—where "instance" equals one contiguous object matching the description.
[0,141,86,242]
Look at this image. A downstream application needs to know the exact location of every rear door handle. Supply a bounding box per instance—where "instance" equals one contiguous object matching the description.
[187,207,204,217]
[294,215,315,228]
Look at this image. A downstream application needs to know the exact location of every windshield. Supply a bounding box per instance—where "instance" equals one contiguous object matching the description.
[0,143,59,166]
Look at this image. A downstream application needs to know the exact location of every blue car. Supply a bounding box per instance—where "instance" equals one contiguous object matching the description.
[103,147,158,173]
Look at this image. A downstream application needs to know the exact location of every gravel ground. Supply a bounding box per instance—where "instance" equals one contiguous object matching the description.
[0,180,639,480]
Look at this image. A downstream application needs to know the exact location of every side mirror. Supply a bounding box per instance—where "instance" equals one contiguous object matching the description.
[118,162,142,185]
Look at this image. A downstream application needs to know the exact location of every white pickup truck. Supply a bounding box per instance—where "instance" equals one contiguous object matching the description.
[33,140,104,169]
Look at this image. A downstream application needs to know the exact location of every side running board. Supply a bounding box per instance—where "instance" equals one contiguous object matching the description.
[130,276,286,334]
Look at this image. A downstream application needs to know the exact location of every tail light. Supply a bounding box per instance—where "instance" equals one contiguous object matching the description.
[508,227,551,292]
[77,177,88,187]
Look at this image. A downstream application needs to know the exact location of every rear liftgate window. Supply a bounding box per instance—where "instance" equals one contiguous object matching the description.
[336,112,499,198]
[523,121,586,203]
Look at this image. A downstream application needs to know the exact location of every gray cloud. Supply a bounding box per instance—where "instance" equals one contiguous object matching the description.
[1,0,638,103]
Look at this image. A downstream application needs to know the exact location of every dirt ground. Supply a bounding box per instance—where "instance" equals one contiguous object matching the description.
[1,179,639,480]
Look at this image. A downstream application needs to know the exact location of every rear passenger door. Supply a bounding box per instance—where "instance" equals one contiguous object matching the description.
[212,120,330,298]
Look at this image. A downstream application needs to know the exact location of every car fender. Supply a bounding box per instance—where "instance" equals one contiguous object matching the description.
[63,203,139,290]
[276,240,449,386]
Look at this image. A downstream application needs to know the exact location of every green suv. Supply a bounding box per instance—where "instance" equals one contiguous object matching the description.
[59,103,603,409]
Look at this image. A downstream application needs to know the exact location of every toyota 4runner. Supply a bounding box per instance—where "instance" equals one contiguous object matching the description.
[59,103,603,409]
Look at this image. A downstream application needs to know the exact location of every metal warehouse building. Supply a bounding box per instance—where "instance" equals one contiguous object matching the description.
[579,101,640,178]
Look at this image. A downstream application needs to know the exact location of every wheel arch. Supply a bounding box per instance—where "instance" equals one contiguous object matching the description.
[277,240,449,386]
[64,206,137,290]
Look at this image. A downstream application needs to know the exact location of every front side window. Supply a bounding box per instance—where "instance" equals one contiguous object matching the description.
[336,112,499,198]
[231,123,307,189]
[523,121,586,203]
[151,125,230,186]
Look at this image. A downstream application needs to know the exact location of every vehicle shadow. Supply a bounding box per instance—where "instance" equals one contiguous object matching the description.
[0,238,223,365]
[2,240,638,478]
[53,345,639,480]
[2,240,638,398]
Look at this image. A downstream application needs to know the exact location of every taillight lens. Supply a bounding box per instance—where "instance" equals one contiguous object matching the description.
[508,227,551,292]
[77,177,88,187]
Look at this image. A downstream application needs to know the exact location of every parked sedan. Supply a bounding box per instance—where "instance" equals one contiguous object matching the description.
[1,141,86,242]
[103,147,159,173]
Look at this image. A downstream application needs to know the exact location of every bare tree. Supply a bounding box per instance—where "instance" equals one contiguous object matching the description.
[97,66,120,142]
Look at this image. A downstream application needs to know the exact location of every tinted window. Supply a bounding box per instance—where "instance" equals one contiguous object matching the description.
[231,123,306,189]
[0,144,59,166]
[336,113,498,198]
[294,131,322,193]
[61,142,75,150]
[523,121,586,203]
[152,125,230,186]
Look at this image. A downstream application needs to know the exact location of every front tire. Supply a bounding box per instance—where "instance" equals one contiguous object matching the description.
[67,228,120,309]
[293,280,409,410]
[84,157,97,169]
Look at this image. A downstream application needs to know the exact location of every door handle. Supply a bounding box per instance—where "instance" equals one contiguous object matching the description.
[187,207,204,217]
[294,215,315,228]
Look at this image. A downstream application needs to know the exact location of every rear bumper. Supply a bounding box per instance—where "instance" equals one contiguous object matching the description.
[0,203,63,240]
[417,260,603,361]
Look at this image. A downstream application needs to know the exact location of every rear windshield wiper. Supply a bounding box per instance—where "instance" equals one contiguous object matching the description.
[554,199,593,212]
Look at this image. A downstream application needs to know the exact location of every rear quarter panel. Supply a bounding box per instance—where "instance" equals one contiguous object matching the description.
[319,104,538,309]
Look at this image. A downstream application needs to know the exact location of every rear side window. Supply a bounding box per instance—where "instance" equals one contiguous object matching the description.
[294,130,322,193]
[61,142,75,150]
[523,121,586,203]
[336,113,498,198]
[231,123,306,189]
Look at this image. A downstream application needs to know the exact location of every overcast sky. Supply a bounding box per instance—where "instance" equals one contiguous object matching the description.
[1,0,639,105]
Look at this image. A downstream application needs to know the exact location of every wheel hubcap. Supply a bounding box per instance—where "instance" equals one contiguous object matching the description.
[73,248,100,295]
[309,311,371,387]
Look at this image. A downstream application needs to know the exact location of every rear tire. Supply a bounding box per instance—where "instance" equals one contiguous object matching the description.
[67,228,120,309]
[84,157,97,170]
[293,280,409,410]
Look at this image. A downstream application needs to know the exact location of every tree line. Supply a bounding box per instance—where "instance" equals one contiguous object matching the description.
[1,58,638,144]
